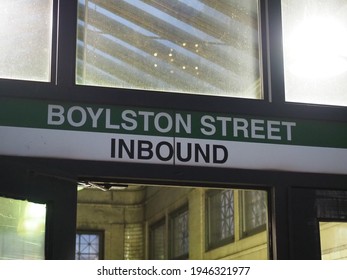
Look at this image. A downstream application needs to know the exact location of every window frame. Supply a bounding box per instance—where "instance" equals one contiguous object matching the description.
[281,0,347,108]
[0,0,76,86]
[0,0,346,124]
[169,205,189,260]
[75,0,263,100]
[205,189,235,250]
[0,0,57,83]
[149,218,166,260]
[75,230,104,260]
[240,190,268,238]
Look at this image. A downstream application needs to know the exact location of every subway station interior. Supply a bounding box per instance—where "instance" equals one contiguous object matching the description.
[1,0,347,260]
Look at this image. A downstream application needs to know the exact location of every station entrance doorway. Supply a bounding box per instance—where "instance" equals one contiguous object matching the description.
[2,158,347,260]
[75,183,270,260]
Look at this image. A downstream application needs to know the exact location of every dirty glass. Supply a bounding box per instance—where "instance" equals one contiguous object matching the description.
[170,206,189,259]
[0,197,46,260]
[149,220,165,260]
[206,189,235,248]
[241,190,267,237]
[76,0,262,98]
[0,0,53,82]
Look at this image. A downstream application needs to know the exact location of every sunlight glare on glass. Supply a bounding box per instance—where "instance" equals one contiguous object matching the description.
[0,0,53,82]
[288,17,347,78]
[21,202,46,234]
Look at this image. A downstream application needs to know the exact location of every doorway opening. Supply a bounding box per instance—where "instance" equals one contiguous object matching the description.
[75,183,270,260]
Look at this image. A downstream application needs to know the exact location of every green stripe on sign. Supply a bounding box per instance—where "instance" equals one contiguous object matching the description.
[1,97,347,149]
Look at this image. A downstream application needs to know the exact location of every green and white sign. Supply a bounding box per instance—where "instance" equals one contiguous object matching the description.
[1,98,347,174]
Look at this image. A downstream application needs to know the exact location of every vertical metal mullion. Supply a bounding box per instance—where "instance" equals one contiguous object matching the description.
[55,0,78,87]
[258,0,269,102]
[50,0,59,84]
[270,185,290,259]
[261,0,286,104]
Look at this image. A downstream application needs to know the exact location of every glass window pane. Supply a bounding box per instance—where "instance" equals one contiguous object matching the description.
[241,190,267,237]
[320,222,347,260]
[75,232,102,260]
[206,189,234,248]
[170,207,189,259]
[76,0,262,99]
[149,221,165,260]
[0,0,53,82]
[0,197,46,260]
[282,0,347,106]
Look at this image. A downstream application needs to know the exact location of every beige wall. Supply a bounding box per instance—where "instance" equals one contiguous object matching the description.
[77,186,145,260]
[320,222,347,260]
[145,187,268,260]
[77,185,268,260]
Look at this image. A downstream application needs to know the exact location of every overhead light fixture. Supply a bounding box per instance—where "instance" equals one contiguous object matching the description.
[77,181,128,191]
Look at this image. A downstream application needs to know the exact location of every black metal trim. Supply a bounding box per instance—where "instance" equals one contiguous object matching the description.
[55,0,78,86]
